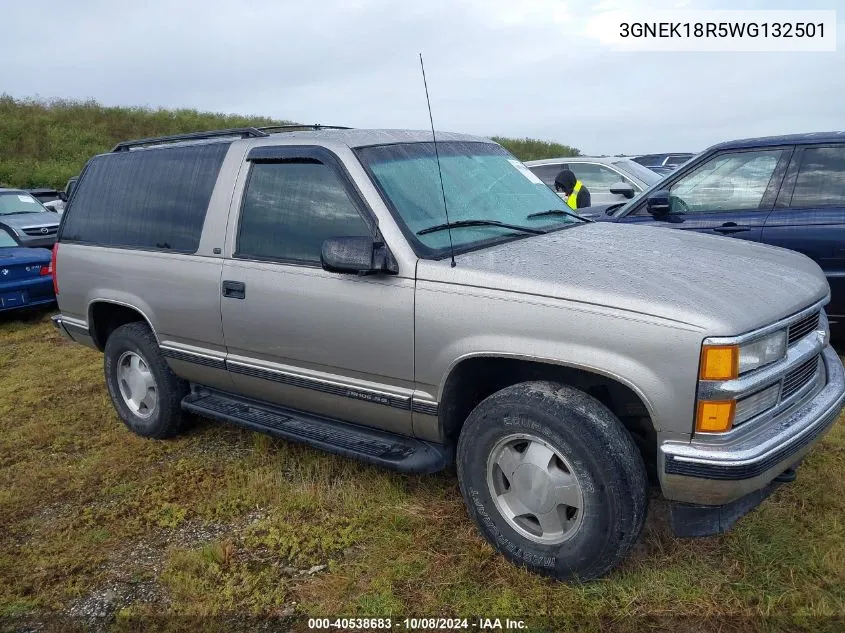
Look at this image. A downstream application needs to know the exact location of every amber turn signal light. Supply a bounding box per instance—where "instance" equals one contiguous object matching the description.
[699,345,739,381]
[696,400,736,433]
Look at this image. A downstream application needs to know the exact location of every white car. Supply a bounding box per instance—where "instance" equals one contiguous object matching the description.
[525,156,663,205]
[27,188,67,215]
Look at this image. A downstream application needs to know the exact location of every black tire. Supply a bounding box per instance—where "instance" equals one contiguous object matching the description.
[103,321,189,439]
[456,381,648,581]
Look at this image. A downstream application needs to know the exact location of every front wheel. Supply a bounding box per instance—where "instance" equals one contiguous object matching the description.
[456,381,648,581]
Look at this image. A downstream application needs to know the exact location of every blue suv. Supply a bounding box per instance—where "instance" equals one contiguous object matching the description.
[593,132,845,326]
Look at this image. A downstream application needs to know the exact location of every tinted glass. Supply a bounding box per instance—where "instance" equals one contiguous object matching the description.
[61,142,229,252]
[611,159,661,186]
[633,154,663,166]
[668,149,783,213]
[527,164,565,186]
[32,192,60,203]
[0,192,47,215]
[568,163,623,189]
[357,142,579,258]
[791,146,845,208]
[237,160,371,263]
[665,154,692,166]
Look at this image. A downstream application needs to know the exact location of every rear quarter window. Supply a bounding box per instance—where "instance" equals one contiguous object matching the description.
[61,142,230,252]
[790,146,845,208]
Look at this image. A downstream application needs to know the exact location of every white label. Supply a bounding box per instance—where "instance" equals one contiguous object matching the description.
[585,10,836,52]
[18,195,37,203]
[508,159,544,185]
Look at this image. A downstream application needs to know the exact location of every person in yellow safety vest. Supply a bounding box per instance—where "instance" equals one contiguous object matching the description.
[554,169,591,210]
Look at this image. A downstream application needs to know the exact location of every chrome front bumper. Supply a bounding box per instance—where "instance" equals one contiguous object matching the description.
[660,345,845,505]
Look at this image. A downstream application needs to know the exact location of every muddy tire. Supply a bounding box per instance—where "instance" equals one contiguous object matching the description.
[103,322,189,439]
[456,381,648,581]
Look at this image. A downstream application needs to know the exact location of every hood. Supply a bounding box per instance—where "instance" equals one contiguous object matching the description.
[0,211,60,232]
[578,204,616,220]
[416,222,828,335]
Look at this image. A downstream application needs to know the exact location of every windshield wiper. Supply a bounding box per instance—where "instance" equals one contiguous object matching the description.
[1,211,41,216]
[417,220,546,236]
[525,209,593,223]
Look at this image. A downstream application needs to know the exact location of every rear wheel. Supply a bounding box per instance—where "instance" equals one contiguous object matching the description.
[103,322,189,439]
[456,381,648,581]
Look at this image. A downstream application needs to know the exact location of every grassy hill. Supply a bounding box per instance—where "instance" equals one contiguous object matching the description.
[0,96,578,189]
[491,136,580,161]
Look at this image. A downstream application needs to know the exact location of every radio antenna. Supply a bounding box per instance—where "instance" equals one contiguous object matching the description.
[419,53,456,268]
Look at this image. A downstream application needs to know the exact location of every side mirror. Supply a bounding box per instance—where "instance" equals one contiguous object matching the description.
[321,236,399,276]
[609,181,636,199]
[646,190,672,216]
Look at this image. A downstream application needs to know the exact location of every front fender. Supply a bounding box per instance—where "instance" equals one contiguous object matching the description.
[415,282,704,438]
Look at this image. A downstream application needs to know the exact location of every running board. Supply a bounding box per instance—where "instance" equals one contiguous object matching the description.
[181,389,451,474]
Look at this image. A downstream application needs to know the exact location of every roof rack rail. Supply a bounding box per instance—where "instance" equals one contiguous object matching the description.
[111,127,269,152]
[257,124,353,133]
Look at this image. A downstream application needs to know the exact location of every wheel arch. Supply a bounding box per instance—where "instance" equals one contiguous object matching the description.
[438,353,659,480]
[88,299,159,351]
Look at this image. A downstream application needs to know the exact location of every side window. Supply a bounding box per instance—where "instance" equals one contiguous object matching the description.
[790,146,845,208]
[236,160,372,263]
[568,164,624,189]
[61,142,228,252]
[668,149,783,213]
[527,164,564,187]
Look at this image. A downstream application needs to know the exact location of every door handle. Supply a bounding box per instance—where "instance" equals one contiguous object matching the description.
[714,222,750,235]
[222,280,246,299]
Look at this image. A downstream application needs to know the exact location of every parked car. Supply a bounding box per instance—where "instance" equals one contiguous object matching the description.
[27,188,68,214]
[65,176,79,202]
[632,152,695,172]
[0,189,61,249]
[0,228,54,312]
[52,127,844,581]
[594,132,845,327]
[524,156,663,205]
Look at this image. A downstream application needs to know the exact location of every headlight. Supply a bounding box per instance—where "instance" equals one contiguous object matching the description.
[699,329,787,381]
[734,383,780,425]
[696,329,789,433]
[697,381,782,433]
[738,330,788,374]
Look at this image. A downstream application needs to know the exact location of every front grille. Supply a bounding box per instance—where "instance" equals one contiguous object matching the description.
[781,356,820,400]
[788,311,820,345]
[21,225,58,237]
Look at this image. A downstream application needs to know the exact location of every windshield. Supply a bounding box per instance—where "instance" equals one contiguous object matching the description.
[0,192,48,215]
[612,159,662,186]
[0,229,18,248]
[356,142,580,257]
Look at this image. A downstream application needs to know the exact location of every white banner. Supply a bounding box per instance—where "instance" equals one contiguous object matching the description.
[584,10,837,52]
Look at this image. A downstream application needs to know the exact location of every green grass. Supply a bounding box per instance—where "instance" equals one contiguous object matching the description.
[0,96,293,189]
[0,96,577,190]
[1,309,845,632]
[491,136,580,161]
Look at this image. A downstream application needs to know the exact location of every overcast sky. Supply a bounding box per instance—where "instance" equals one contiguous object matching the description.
[1,0,842,154]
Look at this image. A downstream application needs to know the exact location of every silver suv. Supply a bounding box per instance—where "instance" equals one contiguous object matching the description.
[52,126,845,581]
